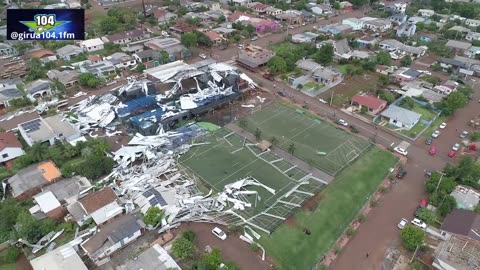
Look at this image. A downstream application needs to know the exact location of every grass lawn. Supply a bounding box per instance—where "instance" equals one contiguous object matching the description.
[258,148,398,270]
[322,74,379,107]
[0,250,15,270]
[411,105,436,122]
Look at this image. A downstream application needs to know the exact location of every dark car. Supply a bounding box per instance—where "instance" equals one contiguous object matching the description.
[396,169,407,179]
[277,91,285,97]
[425,137,433,145]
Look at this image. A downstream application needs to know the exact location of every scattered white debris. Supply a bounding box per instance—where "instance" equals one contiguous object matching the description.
[241,104,255,108]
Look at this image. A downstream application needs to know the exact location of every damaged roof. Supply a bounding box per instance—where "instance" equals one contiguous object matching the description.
[78,187,117,214]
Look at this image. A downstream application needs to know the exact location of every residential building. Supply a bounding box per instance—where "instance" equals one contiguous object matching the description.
[389,14,407,25]
[152,8,178,24]
[205,0,220,10]
[450,185,479,211]
[24,79,53,101]
[27,49,57,63]
[80,38,105,52]
[465,18,480,28]
[396,23,416,37]
[341,18,364,30]
[333,39,351,60]
[0,43,17,58]
[0,132,24,167]
[18,115,81,147]
[466,46,480,58]
[276,12,303,25]
[80,60,116,77]
[379,39,427,57]
[445,40,472,55]
[7,160,62,200]
[30,243,88,270]
[30,191,65,220]
[266,6,283,16]
[311,6,323,15]
[133,49,156,64]
[376,65,395,75]
[392,67,422,83]
[56,45,83,61]
[0,78,22,108]
[432,235,480,270]
[205,31,224,44]
[291,32,319,43]
[380,105,422,130]
[466,31,480,41]
[407,16,425,25]
[42,176,91,206]
[144,38,188,60]
[102,29,150,44]
[81,214,143,264]
[67,187,122,225]
[360,17,392,32]
[118,244,181,270]
[169,22,198,35]
[386,2,406,14]
[339,1,353,12]
[295,59,342,85]
[47,69,80,87]
[248,2,267,14]
[357,36,379,48]
[351,94,387,115]
[440,209,480,241]
[318,24,353,35]
[106,52,137,69]
[236,44,275,70]
[417,9,435,17]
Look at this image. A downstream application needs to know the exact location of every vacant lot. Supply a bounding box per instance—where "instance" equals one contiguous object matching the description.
[258,149,398,270]
[321,74,380,107]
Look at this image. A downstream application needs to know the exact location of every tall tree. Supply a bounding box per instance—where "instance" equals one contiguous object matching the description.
[268,56,287,74]
[144,207,164,226]
[29,143,49,162]
[181,32,198,48]
[314,44,334,65]
[375,51,391,66]
[400,225,425,251]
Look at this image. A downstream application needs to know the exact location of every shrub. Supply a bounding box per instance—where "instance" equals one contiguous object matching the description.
[370,199,378,207]
[357,214,366,223]
[378,186,387,193]
[250,243,259,252]
[335,245,342,254]
[182,230,196,242]
[346,227,356,237]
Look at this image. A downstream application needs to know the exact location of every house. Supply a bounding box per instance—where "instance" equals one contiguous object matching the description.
[445,40,472,55]
[106,52,137,69]
[465,18,480,28]
[205,0,220,10]
[311,6,323,15]
[276,12,303,25]
[432,234,480,270]
[47,69,80,87]
[30,243,88,270]
[342,18,364,31]
[144,38,188,60]
[205,31,224,44]
[67,187,122,225]
[152,8,178,24]
[396,23,416,37]
[169,22,198,35]
[360,17,392,32]
[357,36,379,48]
[80,38,105,52]
[118,244,181,270]
[56,45,83,61]
[440,209,480,241]
[333,39,351,60]
[0,132,24,167]
[236,44,275,70]
[0,43,17,58]
[133,49,156,64]
[351,94,387,115]
[30,191,65,220]
[407,16,425,25]
[266,6,283,16]
[0,78,22,108]
[7,160,62,200]
[248,2,267,14]
[42,176,91,206]
[380,105,422,130]
[27,49,57,63]
[376,65,395,75]
[466,46,480,58]
[102,29,150,44]
[466,32,480,41]
[389,14,407,25]
[80,60,116,77]
[318,24,353,35]
[18,115,81,147]
[88,54,102,64]
[379,39,427,57]
[339,1,353,12]
[417,9,435,17]
[392,67,422,83]
[25,79,53,101]
[291,32,319,43]
[385,2,406,14]
[450,185,479,211]
[81,214,143,264]
[295,59,342,85]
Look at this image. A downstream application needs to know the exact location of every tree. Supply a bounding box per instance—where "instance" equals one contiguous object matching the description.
[15,211,55,242]
[400,55,412,66]
[254,128,262,141]
[171,237,195,259]
[400,97,415,110]
[270,136,278,145]
[198,248,223,270]
[238,119,247,130]
[218,15,226,23]
[194,31,213,47]
[26,59,47,82]
[30,143,49,162]
[438,195,456,217]
[79,73,102,88]
[135,63,146,73]
[288,143,296,155]
[91,139,111,156]
[181,32,198,48]
[415,208,436,225]
[177,6,188,16]
[400,225,425,251]
[314,44,334,65]
[268,56,287,75]
[5,247,20,263]
[375,50,391,66]
[245,24,256,37]
[144,207,164,226]
[379,74,390,85]
[0,200,22,241]
[182,230,196,242]
[100,16,120,34]
[437,91,468,116]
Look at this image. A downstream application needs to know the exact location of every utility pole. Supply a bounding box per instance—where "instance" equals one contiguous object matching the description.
[435,171,445,193]
[142,0,147,18]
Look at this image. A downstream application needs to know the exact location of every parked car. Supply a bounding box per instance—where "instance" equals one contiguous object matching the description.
[425,137,432,145]
[398,218,408,229]
[432,130,441,138]
[396,168,407,179]
[394,146,408,156]
[429,146,437,156]
[448,150,456,158]
[411,218,427,229]
[452,143,460,151]
[277,91,285,97]
[211,227,227,240]
[199,53,207,59]
[338,119,348,126]
[460,131,469,139]
[251,36,258,41]
[439,122,447,129]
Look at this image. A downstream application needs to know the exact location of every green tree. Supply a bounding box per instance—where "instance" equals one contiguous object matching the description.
[218,15,226,23]
[314,44,334,65]
[401,225,425,251]
[379,74,390,85]
[181,32,198,48]
[177,6,188,16]
[438,195,456,217]
[375,50,391,66]
[135,63,146,73]
[254,128,262,141]
[268,56,288,74]
[91,139,111,156]
[171,237,195,259]
[400,97,415,110]
[245,24,256,37]
[270,136,278,145]
[238,119,247,129]
[29,143,49,162]
[182,230,196,242]
[15,211,55,242]
[400,55,412,66]
[416,208,436,225]
[194,31,213,47]
[5,247,20,263]
[288,143,296,155]
[100,16,120,34]
[79,73,102,88]
[0,200,21,241]
[144,207,164,226]
[437,91,468,116]
[26,59,47,82]
[198,248,223,270]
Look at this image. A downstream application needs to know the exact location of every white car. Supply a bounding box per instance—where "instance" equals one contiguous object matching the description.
[251,36,258,41]
[338,119,348,126]
[460,131,469,139]
[394,146,408,156]
[398,218,408,229]
[411,218,427,229]
[439,122,447,129]
[432,130,441,138]
[452,143,460,151]
[211,227,227,240]
[199,54,207,59]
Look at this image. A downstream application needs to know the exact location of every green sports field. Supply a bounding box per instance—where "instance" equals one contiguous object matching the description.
[243,103,370,175]
[258,148,398,270]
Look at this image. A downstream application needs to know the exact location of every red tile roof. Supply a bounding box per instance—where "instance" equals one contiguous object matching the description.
[352,94,386,110]
[228,12,255,22]
[79,187,117,214]
[205,31,221,42]
[0,132,22,151]
[88,55,101,63]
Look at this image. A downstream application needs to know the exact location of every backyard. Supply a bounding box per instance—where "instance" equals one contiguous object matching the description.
[320,73,380,107]
[258,148,398,270]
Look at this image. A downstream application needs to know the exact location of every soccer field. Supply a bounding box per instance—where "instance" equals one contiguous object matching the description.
[243,103,370,175]
[179,128,326,233]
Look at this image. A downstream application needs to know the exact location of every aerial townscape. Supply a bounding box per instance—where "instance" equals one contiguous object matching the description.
[1,0,480,269]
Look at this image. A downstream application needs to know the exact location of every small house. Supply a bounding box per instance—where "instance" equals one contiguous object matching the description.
[380,105,421,130]
[80,38,105,53]
[0,132,24,167]
[351,94,387,115]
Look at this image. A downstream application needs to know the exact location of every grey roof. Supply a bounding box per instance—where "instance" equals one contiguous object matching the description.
[43,115,80,139]
[0,86,22,101]
[134,49,155,60]
[296,59,322,71]
[56,45,83,57]
[7,161,56,198]
[335,39,351,55]
[42,176,91,204]
[25,79,51,95]
[18,115,80,146]
[441,209,480,241]
[118,244,180,270]
[67,201,87,223]
[380,105,422,126]
[47,70,80,85]
[445,40,472,50]
[403,68,422,77]
[438,57,468,68]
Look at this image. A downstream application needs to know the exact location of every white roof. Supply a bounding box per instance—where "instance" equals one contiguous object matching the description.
[80,38,104,47]
[144,60,200,82]
[34,191,61,213]
[30,243,88,270]
[90,201,123,225]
